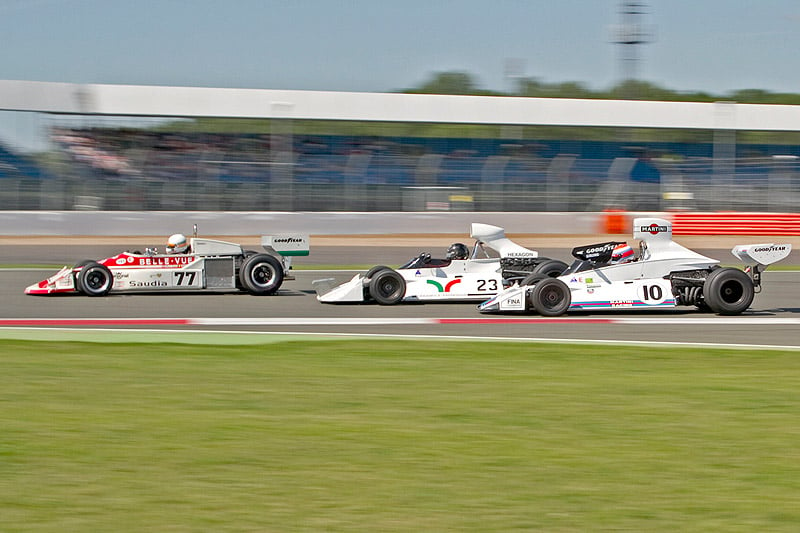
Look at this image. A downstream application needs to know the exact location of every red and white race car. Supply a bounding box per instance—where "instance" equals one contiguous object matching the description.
[25,232,309,296]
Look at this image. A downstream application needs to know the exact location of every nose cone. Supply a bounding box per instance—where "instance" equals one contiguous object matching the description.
[477,297,499,313]
[25,279,50,295]
[23,266,74,295]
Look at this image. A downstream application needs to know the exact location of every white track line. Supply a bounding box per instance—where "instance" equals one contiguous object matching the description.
[190,317,434,325]
[1,326,799,350]
[2,316,800,327]
[192,316,800,326]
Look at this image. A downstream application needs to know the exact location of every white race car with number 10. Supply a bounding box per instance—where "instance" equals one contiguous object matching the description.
[313,223,568,305]
[478,217,791,316]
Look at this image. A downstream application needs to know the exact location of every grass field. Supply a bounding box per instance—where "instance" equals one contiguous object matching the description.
[2,339,800,531]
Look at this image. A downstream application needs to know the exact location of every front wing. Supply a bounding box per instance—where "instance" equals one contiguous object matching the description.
[314,274,366,303]
[25,266,77,295]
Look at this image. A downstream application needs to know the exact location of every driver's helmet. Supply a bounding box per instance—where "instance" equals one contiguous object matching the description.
[610,243,635,264]
[446,242,469,260]
[166,233,189,254]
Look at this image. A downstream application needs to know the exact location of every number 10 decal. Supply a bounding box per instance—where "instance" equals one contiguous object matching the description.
[638,282,666,304]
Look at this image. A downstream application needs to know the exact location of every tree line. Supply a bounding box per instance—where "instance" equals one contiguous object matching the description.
[124,71,800,146]
[403,70,800,105]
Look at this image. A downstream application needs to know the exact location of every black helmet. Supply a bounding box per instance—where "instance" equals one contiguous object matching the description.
[446,242,469,260]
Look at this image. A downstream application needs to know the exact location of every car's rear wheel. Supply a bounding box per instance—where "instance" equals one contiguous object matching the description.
[75,261,113,296]
[529,277,571,316]
[520,273,547,286]
[533,259,569,278]
[703,267,754,315]
[239,254,284,295]
[369,269,406,305]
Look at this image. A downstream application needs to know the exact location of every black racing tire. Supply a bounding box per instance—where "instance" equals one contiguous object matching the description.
[366,265,392,279]
[529,277,571,317]
[702,267,754,315]
[72,259,96,294]
[363,266,392,301]
[239,253,284,295]
[73,259,96,271]
[695,301,712,312]
[75,261,113,297]
[520,273,548,286]
[533,259,569,278]
[368,269,406,305]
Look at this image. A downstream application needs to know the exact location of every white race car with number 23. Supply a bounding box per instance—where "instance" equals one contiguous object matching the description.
[478,217,791,316]
[313,223,568,305]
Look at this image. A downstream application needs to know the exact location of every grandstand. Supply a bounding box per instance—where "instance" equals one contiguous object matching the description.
[0,143,48,179]
[2,126,799,212]
[0,141,54,209]
[0,80,798,212]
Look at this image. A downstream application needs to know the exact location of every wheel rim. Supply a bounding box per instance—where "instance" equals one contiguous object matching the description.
[378,279,399,298]
[85,268,109,292]
[251,262,277,289]
[541,285,564,309]
[719,279,744,304]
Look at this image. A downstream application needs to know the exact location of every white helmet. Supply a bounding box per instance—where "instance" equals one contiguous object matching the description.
[166,233,189,254]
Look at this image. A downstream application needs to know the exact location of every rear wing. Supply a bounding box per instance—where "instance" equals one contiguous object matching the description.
[261,235,310,257]
[262,234,309,274]
[470,223,537,258]
[731,243,791,290]
[731,243,792,267]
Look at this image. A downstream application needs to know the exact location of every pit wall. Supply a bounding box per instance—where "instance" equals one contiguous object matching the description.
[1,211,798,237]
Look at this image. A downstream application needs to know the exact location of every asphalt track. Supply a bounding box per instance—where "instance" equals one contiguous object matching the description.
[3,242,799,349]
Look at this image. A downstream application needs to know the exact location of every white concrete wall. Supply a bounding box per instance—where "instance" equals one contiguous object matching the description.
[2,79,800,131]
[0,211,604,236]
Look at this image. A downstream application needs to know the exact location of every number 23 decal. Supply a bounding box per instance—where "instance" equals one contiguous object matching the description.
[477,279,498,291]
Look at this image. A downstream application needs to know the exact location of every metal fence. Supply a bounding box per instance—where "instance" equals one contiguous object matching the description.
[1,128,799,212]
[1,154,798,213]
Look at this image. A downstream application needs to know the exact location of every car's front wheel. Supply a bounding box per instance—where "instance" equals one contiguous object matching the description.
[369,269,406,305]
[75,261,113,296]
[529,277,571,316]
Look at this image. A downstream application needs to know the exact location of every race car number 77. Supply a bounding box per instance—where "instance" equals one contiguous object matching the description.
[174,271,200,286]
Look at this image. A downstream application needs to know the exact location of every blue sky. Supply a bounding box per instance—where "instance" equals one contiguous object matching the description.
[2,0,799,95]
